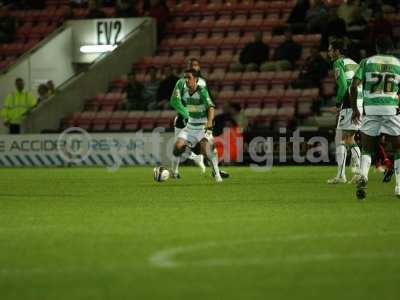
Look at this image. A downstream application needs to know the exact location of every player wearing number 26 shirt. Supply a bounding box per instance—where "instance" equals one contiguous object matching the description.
[350,36,400,199]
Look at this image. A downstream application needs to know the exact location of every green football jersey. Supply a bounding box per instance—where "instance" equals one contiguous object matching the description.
[354,54,400,115]
[170,78,214,126]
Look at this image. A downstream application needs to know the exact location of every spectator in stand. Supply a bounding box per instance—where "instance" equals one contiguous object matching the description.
[146,0,170,43]
[347,5,368,41]
[238,32,269,71]
[150,65,179,110]
[287,0,310,34]
[69,0,88,8]
[13,0,45,9]
[116,0,138,17]
[122,72,145,110]
[87,0,106,19]
[306,0,328,33]
[47,80,55,95]
[101,0,116,7]
[292,47,329,89]
[0,16,16,44]
[337,0,361,26]
[142,0,151,12]
[320,9,347,50]
[213,102,237,137]
[1,78,37,134]
[364,9,393,55]
[143,66,161,108]
[37,84,49,105]
[273,28,303,70]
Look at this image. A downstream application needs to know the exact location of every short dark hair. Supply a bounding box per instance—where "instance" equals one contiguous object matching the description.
[329,39,345,53]
[184,68,198,77]
[15,77,23,82]
[375,35,394,54]
[188,57,199,64]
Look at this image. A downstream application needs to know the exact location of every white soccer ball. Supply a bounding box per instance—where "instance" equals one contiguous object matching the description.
[153,166,170,182]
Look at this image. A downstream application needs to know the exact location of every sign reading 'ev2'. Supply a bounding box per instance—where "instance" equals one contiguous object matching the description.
[96,19,124,45]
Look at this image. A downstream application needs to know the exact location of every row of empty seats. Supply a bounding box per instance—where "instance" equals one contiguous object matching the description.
[159,33,320,52]
[62,110,176,132]
[61,100,313,132]
[57,0,340,131]
[167,14,287,35]
[135,49,314,71]
[0,3,117,70]
[172,0,294,18]
[81,87,322,113]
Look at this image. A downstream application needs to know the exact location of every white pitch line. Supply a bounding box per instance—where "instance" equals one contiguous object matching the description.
[148,231,400,268]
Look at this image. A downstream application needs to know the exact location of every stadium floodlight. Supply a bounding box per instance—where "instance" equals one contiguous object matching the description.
[80,45,117,53]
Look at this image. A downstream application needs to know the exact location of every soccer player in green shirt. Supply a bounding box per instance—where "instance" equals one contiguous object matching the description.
[171,57,229,179]
[170,69,223,182]
[350,36,400,199]
[327,39,363,184]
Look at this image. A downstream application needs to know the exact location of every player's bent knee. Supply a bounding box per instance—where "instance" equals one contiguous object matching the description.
[173,140,186,156]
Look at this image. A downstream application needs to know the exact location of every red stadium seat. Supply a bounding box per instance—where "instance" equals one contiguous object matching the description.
[200,52,217,68]
[108,111,128,131]
[254,71,275,85]
[92,111,112,132]
[224,71,242,85]
[297,101,313,117]
[214,53,233,68]
[220,35,240,52]
[265,88,285,102]
[230,15,247,30]
[237,33,254,48]
[75,111,96,131]
[282,89,302,102]
[271,71,293,85]
[234,1,255,15]
[202,2,222,17]
[60,112,81,130]
[157,110,175,129]
[244,108,262,126]
[84,98,100,111]
[241,72,259,85]
[102,7,116,18]
[197,17,216,33]
[212,16,231,33]
[124,111,145,131]
[245,15,263,31]
[140,111,161,130]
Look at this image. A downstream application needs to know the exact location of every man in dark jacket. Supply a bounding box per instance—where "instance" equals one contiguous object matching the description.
[273,28,303,68]
[153,65,179,109]
[123,72,145,110]
[239,32,269,71]
[292,47,329,88]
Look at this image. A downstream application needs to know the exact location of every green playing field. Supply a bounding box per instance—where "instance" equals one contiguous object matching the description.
[1,166,400,300]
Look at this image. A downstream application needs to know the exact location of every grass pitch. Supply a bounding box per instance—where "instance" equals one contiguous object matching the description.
[1,166,400,300]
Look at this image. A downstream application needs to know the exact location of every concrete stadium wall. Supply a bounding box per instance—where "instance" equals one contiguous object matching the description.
[22,18,156,133]
[70,18,149,63]
[0,27,75,134]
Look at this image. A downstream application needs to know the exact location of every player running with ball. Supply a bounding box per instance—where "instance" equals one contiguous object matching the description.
[171,57,229,179]
[170,69,223,182]
[350,36,400,199]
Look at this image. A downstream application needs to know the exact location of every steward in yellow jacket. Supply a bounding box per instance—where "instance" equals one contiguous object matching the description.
[1,78,37,134]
